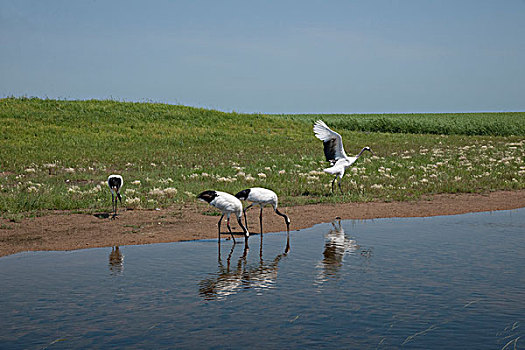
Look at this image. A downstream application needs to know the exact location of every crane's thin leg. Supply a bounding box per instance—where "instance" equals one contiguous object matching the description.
[116,192,122,217]
[331,176,337,193]
[260,231,263,258]
[111,192,117,219]
[217,214,224,242]
[115,193,119,218]
[218,237,221,261]
[243,203,254,231]
[259,206,264,235]
[338,178,343,195]
[226,217,236,244]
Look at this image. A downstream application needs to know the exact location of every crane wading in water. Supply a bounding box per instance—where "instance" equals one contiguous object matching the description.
[197,190,250,245]
[313,120,374,194]
[235,187,290,235]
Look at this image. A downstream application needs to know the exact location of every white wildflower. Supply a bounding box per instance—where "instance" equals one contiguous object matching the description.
[278,170,286,175]
[88,185,102,193]
[126,197,141,205]
[131,180,141,185]
[68,185,80,193]
[64,167,75,173]
[163,187,178,196]
[149,188,165,196]
[25,168,36,173]
[158,178,174,184]
[371,184,383,189]
[258,173,267,179]
[27,186,38,192]
[125,189,136,195]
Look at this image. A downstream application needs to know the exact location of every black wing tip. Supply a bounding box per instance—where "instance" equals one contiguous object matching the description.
[323,138,337,162]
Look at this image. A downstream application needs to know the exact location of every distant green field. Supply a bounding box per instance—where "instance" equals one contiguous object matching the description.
[1,97,524,218]
[275,112,525,136]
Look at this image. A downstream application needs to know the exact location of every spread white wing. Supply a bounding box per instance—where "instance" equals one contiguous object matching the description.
[313,120,347,163]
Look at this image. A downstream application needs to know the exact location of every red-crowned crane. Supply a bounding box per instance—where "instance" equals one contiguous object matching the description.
[107,174,123,219]
[235,187,290,235]
[313,120,374,194]
[197,190,250,245]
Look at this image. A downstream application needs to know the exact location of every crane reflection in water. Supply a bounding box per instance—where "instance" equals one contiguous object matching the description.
[199,232,290,300]
[109,246,124,275]
[315,217,372,286]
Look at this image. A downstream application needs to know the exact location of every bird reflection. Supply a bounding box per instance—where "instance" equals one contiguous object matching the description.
[109,246,124,275]
[316,217,363,284]
[199,233,290,300]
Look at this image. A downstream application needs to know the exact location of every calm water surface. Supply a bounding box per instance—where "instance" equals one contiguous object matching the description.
[1,209,524,349]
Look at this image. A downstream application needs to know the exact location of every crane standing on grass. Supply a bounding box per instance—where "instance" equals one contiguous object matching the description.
[313,120,374,194]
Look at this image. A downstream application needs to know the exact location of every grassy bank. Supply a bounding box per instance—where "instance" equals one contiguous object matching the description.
[1,97,524,218]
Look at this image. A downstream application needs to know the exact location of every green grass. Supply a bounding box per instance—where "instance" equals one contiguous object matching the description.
[1,97,524,216]
[277,112,525,136]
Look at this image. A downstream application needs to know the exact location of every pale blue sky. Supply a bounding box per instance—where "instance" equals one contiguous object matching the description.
[1,0,524,113]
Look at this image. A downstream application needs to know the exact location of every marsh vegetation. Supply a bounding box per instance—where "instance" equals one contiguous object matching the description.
[1,97,524,218]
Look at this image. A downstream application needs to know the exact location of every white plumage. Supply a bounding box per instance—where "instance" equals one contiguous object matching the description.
[315,217,360,286]
[107,174,123,219]
[235,187,290,234]
[313,120,373,193]
[197,190,250,244]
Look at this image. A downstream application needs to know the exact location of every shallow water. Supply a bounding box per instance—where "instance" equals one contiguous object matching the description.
[1,209,524,349]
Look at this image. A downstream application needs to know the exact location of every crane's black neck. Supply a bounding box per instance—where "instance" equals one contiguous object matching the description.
[356,147,369,158]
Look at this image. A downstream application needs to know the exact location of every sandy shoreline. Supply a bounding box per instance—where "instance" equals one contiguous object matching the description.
[1,189,524,257]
